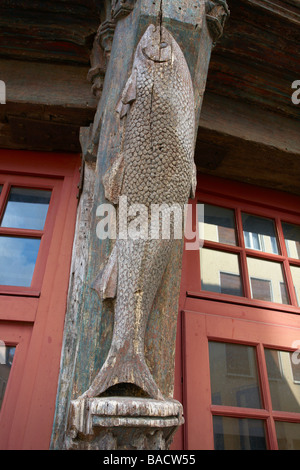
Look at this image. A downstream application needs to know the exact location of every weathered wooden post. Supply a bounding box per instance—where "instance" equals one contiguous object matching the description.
[51,0,229,450]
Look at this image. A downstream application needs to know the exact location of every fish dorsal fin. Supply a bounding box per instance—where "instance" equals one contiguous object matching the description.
[190,162,197,199]
[92,244,118,300]
[116,69,137,118]
[102,152,125,204]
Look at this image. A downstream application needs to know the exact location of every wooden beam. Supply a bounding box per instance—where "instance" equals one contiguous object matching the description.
[51,0,229,450]
[199,91,300,155]
[0,59,97,151]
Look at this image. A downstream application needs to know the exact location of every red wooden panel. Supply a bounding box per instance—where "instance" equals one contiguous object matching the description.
[176,176,300,450]
[182,311,214,450]
[0,150,80,450]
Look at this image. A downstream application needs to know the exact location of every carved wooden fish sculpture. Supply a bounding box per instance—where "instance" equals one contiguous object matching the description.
[84,24,196,400]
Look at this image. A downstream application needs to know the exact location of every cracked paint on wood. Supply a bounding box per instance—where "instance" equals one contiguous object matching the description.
[51,0,229,449]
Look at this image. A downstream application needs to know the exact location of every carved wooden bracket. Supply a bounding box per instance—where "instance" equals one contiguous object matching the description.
[66,397,184,450]
[82,1,138,163]
[86,1,137,99]
[206,0,230,43]
[97,20,117,60]
[112,0,137,20]
[87,36,106,99]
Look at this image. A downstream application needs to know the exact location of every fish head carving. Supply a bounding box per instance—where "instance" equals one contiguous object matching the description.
[138,24,173,63]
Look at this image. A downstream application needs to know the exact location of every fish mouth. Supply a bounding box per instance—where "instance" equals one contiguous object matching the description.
[141,25,172,62]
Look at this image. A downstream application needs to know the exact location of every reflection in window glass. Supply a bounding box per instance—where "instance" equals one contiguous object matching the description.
[247,258,289,304]
[0,343,16,411]
[290,266,300,306]
[0,236,40,286]
[201,204,237,246]
[213,416,267,450]
[265,348,300,413]
[209,342,262,409]
[1,187,51,230]
[200,248,243,297]
[276,422,300,450]
[242,213,279,254]
[282,222,300,260]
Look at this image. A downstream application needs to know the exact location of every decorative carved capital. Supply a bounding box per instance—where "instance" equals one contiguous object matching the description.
[86,1,137,100]
[87,36,106,99]
[111,0,137,20]
[66,397,184,450]
[97,19,117,61]
[85,19,116,102]
[206,0,230,43]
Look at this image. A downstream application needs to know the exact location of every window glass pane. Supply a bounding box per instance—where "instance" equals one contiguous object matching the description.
[247,257,289,304]
[265,348,300,413]
[213,416,267,450]
[200,248,243,297]
[282,222,300,260]
[0,236,40,287]
[275,422,300,450]
[201,204,237,246]
[1,187,51,230]
[0,185,2,194]
[209,341,262,408]
[242,213,279,254]
[0,343,15,411]
[290,266,300,306]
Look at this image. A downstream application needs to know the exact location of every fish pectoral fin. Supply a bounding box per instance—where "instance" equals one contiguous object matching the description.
[116,69,137,118]
[92,245,118,300]
[102,152,125,204]
[190,161,197,199]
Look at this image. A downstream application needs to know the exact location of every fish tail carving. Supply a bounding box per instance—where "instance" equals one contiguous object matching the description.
[83,346,164,401]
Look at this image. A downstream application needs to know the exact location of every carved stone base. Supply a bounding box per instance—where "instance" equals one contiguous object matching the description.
[66,396,184,450]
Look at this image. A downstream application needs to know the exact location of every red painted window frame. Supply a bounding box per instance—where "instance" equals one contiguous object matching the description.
[0,174,61,297]
[0,150,80,450]
[185,175,300,314]
[182,309,300,450]
[172,175,300,451]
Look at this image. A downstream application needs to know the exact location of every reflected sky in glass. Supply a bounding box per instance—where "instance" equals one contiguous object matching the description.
[1,188,51,230]
[0,344,16,411]
[0,236,40,286]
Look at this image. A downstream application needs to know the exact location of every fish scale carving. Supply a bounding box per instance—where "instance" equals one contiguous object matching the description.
[83,24,196,401]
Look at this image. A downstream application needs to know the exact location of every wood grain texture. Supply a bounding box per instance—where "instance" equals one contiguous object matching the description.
[51,0,222,449]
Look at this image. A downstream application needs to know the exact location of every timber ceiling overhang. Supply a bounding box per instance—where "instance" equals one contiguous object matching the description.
[0,0,299,191]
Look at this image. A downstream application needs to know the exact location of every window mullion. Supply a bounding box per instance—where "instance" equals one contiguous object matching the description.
[236,207,252,299]
[256,343,278,450]
[0,181,10,222]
